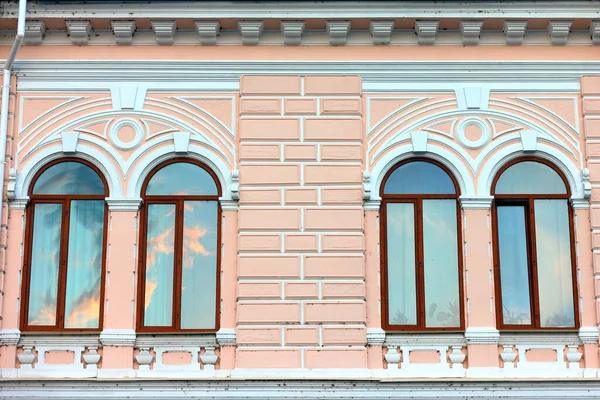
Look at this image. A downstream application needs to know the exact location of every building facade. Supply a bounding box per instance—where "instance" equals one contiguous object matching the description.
[1,1,600,398]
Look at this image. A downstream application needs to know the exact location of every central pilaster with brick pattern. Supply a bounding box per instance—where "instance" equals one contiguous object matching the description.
[236,75,367,370]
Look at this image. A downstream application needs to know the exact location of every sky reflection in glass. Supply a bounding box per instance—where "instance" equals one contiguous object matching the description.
[422,200,460,328]
[64,200,104,329]
[27,203,62,326]
[146,163,218,196]
[144,204,176,326]
[495,161,566,195]
[384,161,455,195]
[33,162,105,195]
[497,205,532,325]
[534,200,575,328]
[386,203,417,325]
[180,201,218,329]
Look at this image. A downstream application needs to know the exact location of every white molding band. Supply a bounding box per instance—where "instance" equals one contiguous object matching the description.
[465,327,501,344]
[12,60,600,90]
[4,1,600,19]
[459,196,494,210]
[579,326,600,345]
[4,379,600,398]
[216,328,237,346]
[99,329,136,347]
[105,198,143,211]
[366,328,386,346]
[0,329,21,346]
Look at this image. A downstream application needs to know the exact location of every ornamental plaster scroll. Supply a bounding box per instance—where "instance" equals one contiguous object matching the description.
[14,143,123,200]
[476,142,584,198]
[367,138,583,201]
[367,142,475,202]
[15,93,237,200]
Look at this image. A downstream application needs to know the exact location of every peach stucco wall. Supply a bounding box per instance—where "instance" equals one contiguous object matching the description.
[1,67,598,375]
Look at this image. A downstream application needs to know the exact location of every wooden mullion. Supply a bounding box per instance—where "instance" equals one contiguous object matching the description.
[173,199,184,330]
[526,199,541,329]
[415,199,425,330]
[55,199,71,329]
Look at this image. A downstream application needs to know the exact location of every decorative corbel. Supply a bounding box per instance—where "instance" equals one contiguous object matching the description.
[411,131,428,153]
[200,347,218,371]
[151,20,176,45]
[6,168,16,201]
[281,21,305,46]
[362,170,371,201]
[24,21,46,45]
[414,20,439,45]
[548,21,572,45]
[238,21,264,45]
[111,21,136,45]
[582,168,592,199]
[591,21,600,45]
[173,132,190,154]
[195,21,221,45]
[326,21,351,46]
[62,131,80,154]
[460,20,484,46]
[65,20,92,45]
[503,20,527,45]
[230,170,240,201]
[370,20,394,45]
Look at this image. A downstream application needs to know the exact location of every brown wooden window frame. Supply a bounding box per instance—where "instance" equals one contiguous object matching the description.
[136,158,222,334]
[491,157,580,331]
[20,158,109,333]
[380,158,465,332]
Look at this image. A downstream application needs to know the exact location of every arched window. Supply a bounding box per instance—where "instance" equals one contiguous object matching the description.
[381,159,464,331]
[21,159,108,331]
[492,158,578,330]
[138,159,221,332]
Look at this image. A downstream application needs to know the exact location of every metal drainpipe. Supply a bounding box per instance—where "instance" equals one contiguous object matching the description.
[0,0,27,330]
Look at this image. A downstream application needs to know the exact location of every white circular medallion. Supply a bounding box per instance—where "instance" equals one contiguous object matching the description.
[456,118,490,150]
[109,118,144,150]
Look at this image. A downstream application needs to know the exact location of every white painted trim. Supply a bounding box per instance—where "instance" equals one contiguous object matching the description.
[369,143,475,201]
[3,1,600,19]
[477,143,584,198]
[366,328,385,345]
[11,60,600,89]
[99,329,136,347]
[108,118,144,150]
[15,143,123,199]
[126,143,233,200]
[459,196,494,210]
[465,327,500,344]
[579,326,599,344]
[3,377,600,398]
[216,328,237,345]
[0,329,20,346]
[105,198,142,211]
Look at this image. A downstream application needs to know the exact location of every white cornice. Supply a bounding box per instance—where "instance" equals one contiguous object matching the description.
[11,60,600,91]
[99,329,136,347]
[3,1,600,19]
[3,380,600,398]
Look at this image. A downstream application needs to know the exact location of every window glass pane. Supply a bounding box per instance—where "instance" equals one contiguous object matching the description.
[386,203,417,325]
[64,200,104,329]
[144,204,176,326]
[384,161,455,195]
[497,205,532,325]
[495,161,567,195]
[534,200,575,328]
[423,200,460,328]
[145,163,218,196]
[180,201,218,329]
[33,162,105,195]
[27,203,62,326]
